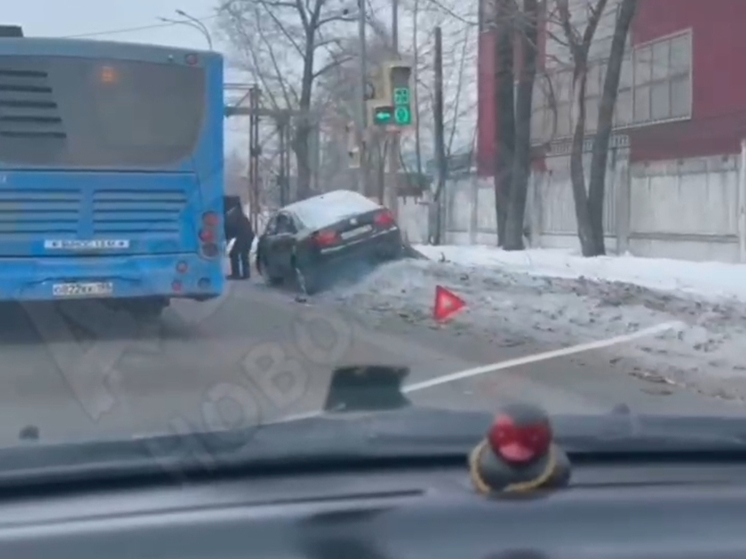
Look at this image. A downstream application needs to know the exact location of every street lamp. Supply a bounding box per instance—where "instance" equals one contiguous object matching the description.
[159,9,213,50]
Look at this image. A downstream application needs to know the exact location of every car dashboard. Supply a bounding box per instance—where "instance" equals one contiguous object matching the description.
[3,454,746,559]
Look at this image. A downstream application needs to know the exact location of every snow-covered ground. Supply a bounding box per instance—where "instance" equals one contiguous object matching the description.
[321,245,746,402]
[415,245,746,302]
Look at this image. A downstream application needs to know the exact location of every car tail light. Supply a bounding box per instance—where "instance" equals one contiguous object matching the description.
[374,210,395,228]
[313,229,339,247]
[200,212,220,259]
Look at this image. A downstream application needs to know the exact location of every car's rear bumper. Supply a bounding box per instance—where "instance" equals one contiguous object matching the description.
[314,227,402,267]
[0,254,224,302]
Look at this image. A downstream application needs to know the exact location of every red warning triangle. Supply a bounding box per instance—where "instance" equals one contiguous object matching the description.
[433,285,466,322]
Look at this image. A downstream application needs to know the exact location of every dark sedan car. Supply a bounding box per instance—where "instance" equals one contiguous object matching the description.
[256,190,403,294]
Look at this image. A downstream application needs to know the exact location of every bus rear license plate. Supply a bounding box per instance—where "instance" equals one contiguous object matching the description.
[53,282,114,298]
[341,225,373,240]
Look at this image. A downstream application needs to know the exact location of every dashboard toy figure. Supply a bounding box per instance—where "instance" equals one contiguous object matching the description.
[469,403,571,495]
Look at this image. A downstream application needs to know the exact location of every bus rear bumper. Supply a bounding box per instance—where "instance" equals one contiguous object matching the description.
[0,254,224,302]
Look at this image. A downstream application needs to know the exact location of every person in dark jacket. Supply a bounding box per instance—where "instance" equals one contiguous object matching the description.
[224,202,254,280]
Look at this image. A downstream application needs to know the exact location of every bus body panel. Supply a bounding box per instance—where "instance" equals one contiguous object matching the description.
[0,253,222,302]
[0,38,225,302]
[0,171,201,256]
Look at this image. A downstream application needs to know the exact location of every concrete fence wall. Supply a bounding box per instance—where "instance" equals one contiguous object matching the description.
[397,144,746,264]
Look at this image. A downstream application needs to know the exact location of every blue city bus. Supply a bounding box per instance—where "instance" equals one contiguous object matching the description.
[0,33,225,317]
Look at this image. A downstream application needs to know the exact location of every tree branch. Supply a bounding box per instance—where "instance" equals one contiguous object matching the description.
[312,54,355,79]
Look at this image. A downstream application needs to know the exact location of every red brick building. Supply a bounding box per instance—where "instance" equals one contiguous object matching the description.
[476,0,746,175]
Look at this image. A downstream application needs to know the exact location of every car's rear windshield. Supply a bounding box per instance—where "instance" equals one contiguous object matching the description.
[288,190,382,230]
[0,55,205,168]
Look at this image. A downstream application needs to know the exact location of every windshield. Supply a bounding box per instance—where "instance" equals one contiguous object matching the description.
[2,0,745,475]
[0,55,205,168]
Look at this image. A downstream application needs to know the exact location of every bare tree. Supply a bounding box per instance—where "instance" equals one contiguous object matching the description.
[503,0,539,250]
[314,2,477,201]
[587,0,638,254]
[314,30,394,193]
[401,0,477,177]
[556,0,608,256]
[493,0,516,247]
[554,0,637,256]
[218,0,357,200]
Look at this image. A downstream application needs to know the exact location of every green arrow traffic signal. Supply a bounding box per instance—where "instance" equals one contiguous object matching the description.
[373,106,393,125]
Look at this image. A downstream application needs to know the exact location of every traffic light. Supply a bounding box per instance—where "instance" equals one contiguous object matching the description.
[366,62,414,130]
[382,62,413,128]
[367,99,394,128]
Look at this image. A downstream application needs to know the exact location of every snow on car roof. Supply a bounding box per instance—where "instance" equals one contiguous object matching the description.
[285,190,382,230]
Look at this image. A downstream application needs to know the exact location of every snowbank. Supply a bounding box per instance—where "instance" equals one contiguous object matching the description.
[322,249,746,401]
[414,245,746,302]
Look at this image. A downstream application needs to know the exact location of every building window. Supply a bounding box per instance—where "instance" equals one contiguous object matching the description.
[632,30,692,124]
[530,29,692,142]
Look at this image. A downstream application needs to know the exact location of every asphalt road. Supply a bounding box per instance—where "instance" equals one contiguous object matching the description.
[0,275,742,448]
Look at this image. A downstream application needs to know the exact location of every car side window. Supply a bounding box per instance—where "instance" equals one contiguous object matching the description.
[264,215,278,236]
[275,213,297,234]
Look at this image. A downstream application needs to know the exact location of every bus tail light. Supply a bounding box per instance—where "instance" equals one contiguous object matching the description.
[176,261,188,274]
[200,211,220,259]
[202,212,220,227]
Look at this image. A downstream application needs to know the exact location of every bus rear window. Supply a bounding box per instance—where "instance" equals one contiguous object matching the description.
[0,56,206,168]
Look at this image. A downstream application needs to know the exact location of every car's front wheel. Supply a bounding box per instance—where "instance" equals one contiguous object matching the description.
[259,252,283,286]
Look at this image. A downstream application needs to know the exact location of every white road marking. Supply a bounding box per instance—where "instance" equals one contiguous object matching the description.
[272,321,684,424]
[402,321,684,394]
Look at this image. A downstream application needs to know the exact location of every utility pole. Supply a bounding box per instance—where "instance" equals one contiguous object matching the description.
[357,0,368,195]
[226,93,316,213]
[248,85,261,232]
[387,0,401,218]
[433,26,446,245]
[278,117,287,206]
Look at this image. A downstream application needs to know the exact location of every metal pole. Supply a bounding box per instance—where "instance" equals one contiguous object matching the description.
[387,0,401,217]
[279,119,287,206]
[247,86,254,228]
[433,26,446,245]
[392,0,399,53]
[357,0,368,195]
[737,139,746,263]
[249,86,261,232]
